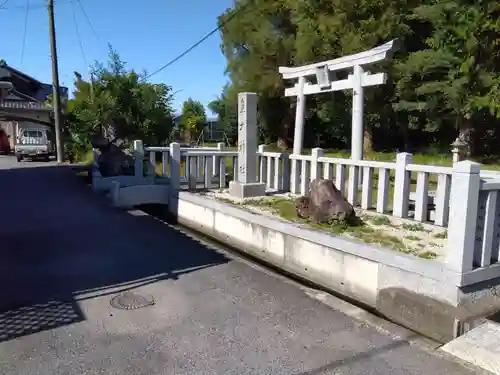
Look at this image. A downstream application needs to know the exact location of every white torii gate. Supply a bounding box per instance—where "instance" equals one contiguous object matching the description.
[279,39,400,160]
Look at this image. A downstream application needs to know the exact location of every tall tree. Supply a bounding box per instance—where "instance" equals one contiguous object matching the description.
[218,0,297,149]
[65,47,175,159]
[179,98,207,143]
[395,0,500,155]
[208,84,238,145]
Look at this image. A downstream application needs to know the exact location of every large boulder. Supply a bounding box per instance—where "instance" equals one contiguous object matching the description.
[295,179,355,223]
[91,134,134,177]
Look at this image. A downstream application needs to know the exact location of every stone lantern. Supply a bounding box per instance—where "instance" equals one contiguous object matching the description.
[451,137,468,164]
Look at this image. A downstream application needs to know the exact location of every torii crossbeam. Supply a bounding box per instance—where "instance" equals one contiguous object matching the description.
[279,39,400,159]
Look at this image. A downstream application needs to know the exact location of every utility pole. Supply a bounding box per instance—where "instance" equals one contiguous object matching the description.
[90,72,95,100]
[90,72,101,136]
[47,0,64,163]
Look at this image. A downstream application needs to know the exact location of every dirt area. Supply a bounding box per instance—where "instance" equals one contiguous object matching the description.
[199,190,448,261]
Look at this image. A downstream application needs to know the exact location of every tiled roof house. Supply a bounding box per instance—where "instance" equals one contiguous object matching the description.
[0,59,68,149]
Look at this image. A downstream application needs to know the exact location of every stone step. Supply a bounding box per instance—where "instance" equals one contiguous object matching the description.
[441,321,500,374]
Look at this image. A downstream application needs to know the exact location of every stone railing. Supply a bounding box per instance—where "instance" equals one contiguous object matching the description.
[182,149,239,189]
[447,162,500,278]
[140,142,238,190]
[257,146,290,192]
[289,149,453,226]
[139,142,290,192]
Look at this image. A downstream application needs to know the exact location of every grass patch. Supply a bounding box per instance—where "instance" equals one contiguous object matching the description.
[245,197,301,221]
[433,230,448,239]
[215,197,235,205]
[81,149,95,164]
[401,223,426,232]
[241,197,415,253]
[369,215,391,226]
[349,230,408,253]
[275,200,298,221]
[68,148,95,165]
[418,251,438,260]
[246,197,299,221]
[208,194,444,259]
[405,235,421,241]
[75,170,88,178]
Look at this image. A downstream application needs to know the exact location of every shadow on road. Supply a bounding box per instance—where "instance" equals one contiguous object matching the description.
[0,163,229,343]
[295,340,408,375]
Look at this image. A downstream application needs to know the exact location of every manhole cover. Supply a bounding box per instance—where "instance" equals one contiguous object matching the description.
[110,292,155,310]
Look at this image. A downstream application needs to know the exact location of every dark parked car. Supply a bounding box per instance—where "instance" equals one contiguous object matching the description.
[0,129,10,154]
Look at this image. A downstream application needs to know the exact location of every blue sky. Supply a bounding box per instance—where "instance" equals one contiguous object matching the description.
[0,0,234,115]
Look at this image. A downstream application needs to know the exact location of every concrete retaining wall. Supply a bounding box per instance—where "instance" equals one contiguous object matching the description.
[171,192,500,343]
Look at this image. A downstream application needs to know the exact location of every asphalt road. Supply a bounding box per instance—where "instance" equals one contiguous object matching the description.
[0,156,481,375]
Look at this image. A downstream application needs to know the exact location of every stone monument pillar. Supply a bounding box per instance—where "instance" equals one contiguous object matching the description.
[229,92,266,199]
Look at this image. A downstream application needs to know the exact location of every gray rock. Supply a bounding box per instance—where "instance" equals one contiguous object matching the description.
[91,134,134,177]
[296,179,355,223]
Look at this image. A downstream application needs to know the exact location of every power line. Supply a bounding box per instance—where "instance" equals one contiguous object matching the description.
[72,2,88,69]
[20,0,30,65]
[142,2,250,81]
[1,2,41,11]
[0,0,72,11]
[76,0,100,43]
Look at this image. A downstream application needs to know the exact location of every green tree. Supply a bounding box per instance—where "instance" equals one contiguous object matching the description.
[179,98,207,143]
[66,47,175,160]
[394,0,500,155]
[218,0,296,149]
[208,84,238,145]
